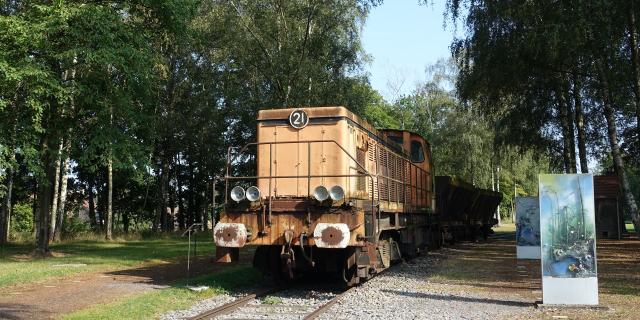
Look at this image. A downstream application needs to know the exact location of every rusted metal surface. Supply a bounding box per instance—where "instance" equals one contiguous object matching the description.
[594,175,624,239]
[220,106,438,280]
[313,223,350,248]
[213,223,247,248]
[435,176,501,224]
[594,175,619,199]
[215,246,239,263]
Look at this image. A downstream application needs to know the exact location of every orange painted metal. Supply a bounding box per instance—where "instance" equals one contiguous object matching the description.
[220,106,434,249]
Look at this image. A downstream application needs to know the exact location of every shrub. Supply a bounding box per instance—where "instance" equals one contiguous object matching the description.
[11,202,33,233]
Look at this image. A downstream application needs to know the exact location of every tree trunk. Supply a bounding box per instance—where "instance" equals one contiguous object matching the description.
[32,187,38,239]
[88,179,97,230]
[161,159,169,231]
[565,84,578,171]
[572,73,589,173]
[629,2,640,138]
[106,156,113,240]
[49,140,63,241]
[54,152,70,242]
[155,157,169,232]
[202,191,208,231]
[123,211,129,234]
[598,62,640,235]
[188,162,196,227]
[0,167,13,244]
[36,138,53,255]
[176,158,185,229]
[557,84,576,173]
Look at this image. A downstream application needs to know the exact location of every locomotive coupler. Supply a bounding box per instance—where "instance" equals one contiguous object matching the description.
[281,229,296,279]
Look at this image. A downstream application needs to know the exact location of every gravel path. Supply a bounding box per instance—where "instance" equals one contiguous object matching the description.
[317,254,534,320]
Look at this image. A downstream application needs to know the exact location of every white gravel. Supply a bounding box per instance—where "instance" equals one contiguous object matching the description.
[160,294,235,320]
[218,288,337,320]
[317,255,533,320]
[161,252,534,320]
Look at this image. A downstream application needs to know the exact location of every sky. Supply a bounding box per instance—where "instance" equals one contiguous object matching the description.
[362,1,460,101]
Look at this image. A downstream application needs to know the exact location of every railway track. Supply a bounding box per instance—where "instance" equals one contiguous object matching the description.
[188,284,354,320]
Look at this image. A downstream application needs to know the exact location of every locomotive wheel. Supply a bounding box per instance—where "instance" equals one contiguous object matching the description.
[342,265,358,288]
[341,248,359,288]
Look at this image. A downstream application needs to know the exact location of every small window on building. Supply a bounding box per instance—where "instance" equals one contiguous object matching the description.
[410,141,425,163]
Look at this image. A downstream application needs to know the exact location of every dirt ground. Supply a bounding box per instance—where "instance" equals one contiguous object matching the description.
[426,232,640,320]
[0,250,254,320]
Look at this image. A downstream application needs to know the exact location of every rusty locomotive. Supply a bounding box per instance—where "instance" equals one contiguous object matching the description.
[214,106,500,285]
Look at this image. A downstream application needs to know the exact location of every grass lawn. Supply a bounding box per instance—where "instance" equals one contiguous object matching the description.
[62,266,261,320]
[493,223,516,233]
[626,223,634,233]
[0,232,213,289]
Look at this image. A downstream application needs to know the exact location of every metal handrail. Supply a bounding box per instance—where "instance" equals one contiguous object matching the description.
[225,140,430,197]
[224,139,433,238]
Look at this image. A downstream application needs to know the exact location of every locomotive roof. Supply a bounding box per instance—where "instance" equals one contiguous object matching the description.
[258,106,377,132]
[258,106,430,149]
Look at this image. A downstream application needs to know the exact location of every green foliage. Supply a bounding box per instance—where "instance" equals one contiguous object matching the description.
[0,0,381,241]
[362,59,551,219]
[62,216,92,238]
[10,202,32,233]
[262,296,283,305]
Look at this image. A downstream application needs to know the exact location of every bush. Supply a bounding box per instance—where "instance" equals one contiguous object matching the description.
[11,202,33,233]
[62,215,92,239]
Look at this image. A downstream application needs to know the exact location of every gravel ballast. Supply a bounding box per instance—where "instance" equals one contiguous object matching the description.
[316,254,534,320]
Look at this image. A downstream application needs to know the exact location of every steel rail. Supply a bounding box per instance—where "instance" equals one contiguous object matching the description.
[303,285,357,320]
[188,286,284,320]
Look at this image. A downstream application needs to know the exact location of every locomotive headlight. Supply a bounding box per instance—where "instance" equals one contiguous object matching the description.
[329,185,345,201]
[230,186,246,202]
[313,186,330,201]
[246,186,261,202]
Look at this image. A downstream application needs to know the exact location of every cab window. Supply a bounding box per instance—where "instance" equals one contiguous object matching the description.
[410,140,425,163]
[387,135,403,147]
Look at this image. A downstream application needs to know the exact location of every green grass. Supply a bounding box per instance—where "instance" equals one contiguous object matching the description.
[262,296,283,305]
[62,266,260,320]
[0,232,213,288]
[493,223,516,233]
[626,223,634,233]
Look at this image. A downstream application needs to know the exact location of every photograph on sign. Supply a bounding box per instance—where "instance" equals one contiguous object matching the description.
[515,196,540,259]
[539,174,598,305]
[516,197,540,246]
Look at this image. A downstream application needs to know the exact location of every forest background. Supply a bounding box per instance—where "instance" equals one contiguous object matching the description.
[0,0,638,253]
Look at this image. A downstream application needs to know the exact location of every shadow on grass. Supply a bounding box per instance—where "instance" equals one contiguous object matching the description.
[61,266,262,320]
[0,303,48,320]
[103,247,255,286]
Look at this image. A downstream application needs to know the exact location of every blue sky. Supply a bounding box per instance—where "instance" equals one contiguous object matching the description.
[362,1,460,101]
